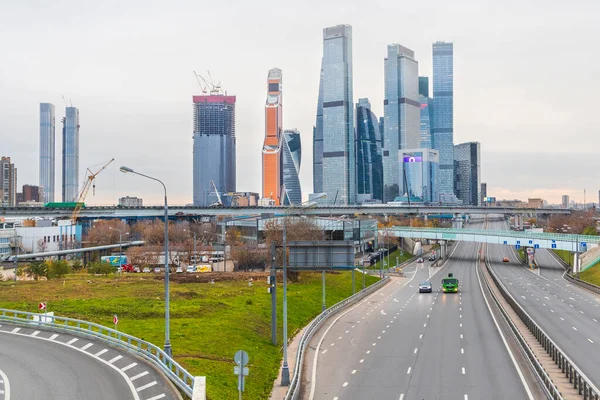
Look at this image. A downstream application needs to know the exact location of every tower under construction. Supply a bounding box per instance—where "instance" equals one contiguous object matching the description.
[262,68,283,204]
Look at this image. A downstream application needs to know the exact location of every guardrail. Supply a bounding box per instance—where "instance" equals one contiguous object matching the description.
[0,308,197,398]
[485,256,600,399]
[547,250,600,297]
[284,276,390,400]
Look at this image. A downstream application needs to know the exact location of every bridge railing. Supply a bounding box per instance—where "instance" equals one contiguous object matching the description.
[0,307,197,398]
[284,276,390,400]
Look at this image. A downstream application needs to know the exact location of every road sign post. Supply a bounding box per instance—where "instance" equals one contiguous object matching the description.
[234,350,249,400]
[268,265,276,345]
[113,314,119,331]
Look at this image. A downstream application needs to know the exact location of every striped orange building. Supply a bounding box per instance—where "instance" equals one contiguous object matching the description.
[262,68,283,204]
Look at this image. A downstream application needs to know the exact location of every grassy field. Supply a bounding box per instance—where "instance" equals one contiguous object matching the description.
[369,248,413,270]
[0,271,379,399]
[553,249,573,266]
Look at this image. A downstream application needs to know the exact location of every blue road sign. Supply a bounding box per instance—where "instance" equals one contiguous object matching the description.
[529,240,533,245]
[516,244,521,250]
[517,240,521,245]
[552,239,556,243]
[552,244,557,249]
[581,242,587,247]
[503,241,508,245]
[534,244,540,249]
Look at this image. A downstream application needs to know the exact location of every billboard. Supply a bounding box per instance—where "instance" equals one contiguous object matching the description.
[101,256,128,266]
[288,241,354,269]
[403,156,422,163]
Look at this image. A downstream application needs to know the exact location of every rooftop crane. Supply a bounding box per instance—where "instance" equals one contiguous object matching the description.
[210,180,223,207]
[193,71,208,94]
[71,158,115,224]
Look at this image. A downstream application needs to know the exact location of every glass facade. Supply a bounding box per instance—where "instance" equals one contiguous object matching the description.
[383,44,420,202]
[432,41,454,196]
[39,103,55,203]
[281,129,302,205]
[192,95,236,206]
[399,148,439,203]
[454,142,481,206]
[318,24,355,205]
[355,98,383,203]
[418,77,433,149]
[0,157,17,207]
[62,106,79,202]
[313,66,324,194]
[262,68,283,204]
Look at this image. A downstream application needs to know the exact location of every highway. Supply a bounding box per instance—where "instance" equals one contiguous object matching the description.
[0,322,179,400]
[304,219,533,400]
[489,224,600,389]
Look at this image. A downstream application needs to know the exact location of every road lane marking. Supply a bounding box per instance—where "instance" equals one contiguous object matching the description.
[366,351,371,354]
[580,311,584,314]
[330,343,335,347]
[145,395,166,400]
[49,334,58,341]
[419,334,423,339]
[130,371,149,381]
[94,349,109,357]
[342,382,348,387]
[462,367,465,374]
[66,338,78,345]
[81,343,93,351]
[461,348,464,354]
[0,368,10,400]
[399,395,404,400]
[460,334,463,339]
[135,381,156,392]
[573,327,578,331]
[351,370,357,374]
[460,323,462,327]
[338,336,342,340]
[31,331,40,337]
[550,310,554,313]
[321,349,327,354]
[109,355,123,364]
[359,359,364,363]
[588,338,594,343]
[407,367,411,374]
[121,362,137,372]
[10,328,19,333]
[414,348,418,354]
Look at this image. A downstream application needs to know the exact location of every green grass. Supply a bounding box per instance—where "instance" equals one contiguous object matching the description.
[369,248,413,270]
[553,249,573,266]
[579,264,600,286]
[0,271,379,399]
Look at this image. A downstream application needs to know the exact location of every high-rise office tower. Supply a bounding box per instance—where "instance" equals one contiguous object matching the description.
[418,77,434,149]
[17,184,44,204]
[39,103,55,203]
[192,95,236,206]
[382,44,420,202]
[454,142,481,206]
[262,68,283,204]
[481,183,487,205]
[355,98,383,203]
[432,41,454,196]
[315,24,355,205]
[0,157,17,207]
[399,149,439,203]
[62,106,80,202]
[281,129,302,205]
[313,67,324,194]
[562,195,570,209]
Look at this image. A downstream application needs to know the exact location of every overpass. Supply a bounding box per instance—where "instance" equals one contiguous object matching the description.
[387,226,600,252]
[0,205,570,220]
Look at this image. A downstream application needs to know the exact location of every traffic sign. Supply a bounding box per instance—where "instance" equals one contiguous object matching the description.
[534,244,540,249]
[516,240,521,245]
[552,244,557,249]
[38,302,46,310]
[503,241,508,245]
[234,366,249,376]
[581,242,587,247]
[113,315,119,325]
[234,350,249,366]
[515,245,521,250]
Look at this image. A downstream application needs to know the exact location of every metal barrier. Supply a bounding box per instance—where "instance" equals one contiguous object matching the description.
[0,308,196,398]
[284,276,390,400]
[547,250,600,297]
[484,255,600,399]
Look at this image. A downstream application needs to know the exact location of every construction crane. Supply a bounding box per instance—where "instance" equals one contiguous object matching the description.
[71,158,115,224]
[193,71,208,94]
[210,180,223,207]
[194,70,223,95]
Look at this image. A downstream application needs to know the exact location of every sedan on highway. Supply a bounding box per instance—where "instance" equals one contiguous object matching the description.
[502,257,510,262]
[418,281,433,293]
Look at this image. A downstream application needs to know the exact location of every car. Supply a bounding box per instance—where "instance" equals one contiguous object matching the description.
[419,281,433,293]
[154,268,161,273]
[133,266,140,273]
[142,267,151,273]
[416,257,424,263]
[176,266,184,273]
[502,257,510,262]
[428,255,436,261]
[186,265,196,273]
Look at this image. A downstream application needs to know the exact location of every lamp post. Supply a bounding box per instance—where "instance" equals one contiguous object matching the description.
[120,166,172,357]
[109,227,129,271]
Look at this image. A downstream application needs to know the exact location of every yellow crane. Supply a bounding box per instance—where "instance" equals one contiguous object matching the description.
[71,158,115,224]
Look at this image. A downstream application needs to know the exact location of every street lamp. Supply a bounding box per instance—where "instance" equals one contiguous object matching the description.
[120,165,172,357]
[109,227,129,271]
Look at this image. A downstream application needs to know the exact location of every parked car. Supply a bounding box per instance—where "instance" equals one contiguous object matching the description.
[154,268,161,273]
[133,266,140,273]
[186,265,196,273]
[417,257,424,263]
[176,266,184,273]
[142,267,151,273]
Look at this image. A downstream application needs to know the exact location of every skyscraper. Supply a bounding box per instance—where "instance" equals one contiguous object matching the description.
[313,67,324,195]
[316,24,355,205]
[562,195,570,209]
[399,149,439,203]
[454,142,481,206]
[481,183,487,205]
[62,106,80,202]
[281,129,302,205]
[432,42,454,196]
[0,157,17,207]
[39,103,55,203]
[355,98,383,203]
[418,77,434,149]
[192,95,236,206]
[382,44,420,202]
[262,68,283,204]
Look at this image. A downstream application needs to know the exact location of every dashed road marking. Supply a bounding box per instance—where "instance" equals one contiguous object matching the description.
[81,343,93,351]
[94,349,109,357]
[130,371,149,381]
[342,382,348,387]
[351,369,357,374]
[66,338,78,345]
[407,367,411,374]
[321,350,328,354]
[31,330,40,337]
[414,348,418,354]
[109,355,123,364]
[121,362,137,372]
[588,338,594,344]
[462,367,465,374]
[49,334,59,341]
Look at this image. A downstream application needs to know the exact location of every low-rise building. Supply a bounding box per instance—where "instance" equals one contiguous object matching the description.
[119,196,143,207]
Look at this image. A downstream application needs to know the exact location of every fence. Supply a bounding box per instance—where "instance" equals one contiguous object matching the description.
[0,308,197,398]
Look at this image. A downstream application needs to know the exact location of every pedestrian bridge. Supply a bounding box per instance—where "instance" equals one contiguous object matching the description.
[386,227,600,253]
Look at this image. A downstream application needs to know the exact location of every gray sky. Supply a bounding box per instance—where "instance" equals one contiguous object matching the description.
[1,0,598,205]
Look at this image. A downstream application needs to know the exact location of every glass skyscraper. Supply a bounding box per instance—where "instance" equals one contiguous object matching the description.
[62,106,79,202]
[315,24,355,205]
[399,149,439,203]
[192,95,237,206]
[418,77,434,149]
[432,41,454,196]
[39,103,55,203]
[383,44,420,202]
[355,98,383,203]
[454,142,481,206]
[281,129,302,205]
[262,68,283,204]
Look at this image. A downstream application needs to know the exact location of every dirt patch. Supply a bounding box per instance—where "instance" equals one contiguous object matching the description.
[165,271,272,283]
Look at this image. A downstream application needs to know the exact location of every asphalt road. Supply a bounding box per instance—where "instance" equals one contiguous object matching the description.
[488,219,600,389]
[0,322,179,400]
[306,219,531,400]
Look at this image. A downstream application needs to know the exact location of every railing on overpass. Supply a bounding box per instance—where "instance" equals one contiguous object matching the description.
[387,226,600,252]
[0,307,201,398]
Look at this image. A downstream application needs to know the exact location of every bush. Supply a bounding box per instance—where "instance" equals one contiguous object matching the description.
[26,262,48,281]
[71,259,84,271]
[87,261,114,276]
[48,259,71,279]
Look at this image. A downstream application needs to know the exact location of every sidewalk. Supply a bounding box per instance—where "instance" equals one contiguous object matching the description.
[268,324,309,400]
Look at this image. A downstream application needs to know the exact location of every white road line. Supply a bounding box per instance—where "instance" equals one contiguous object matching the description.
[338,336,342,340]
[460,334,463,339]
[580,311,585,314]
[560,317,565,321]
[330,343,335,347]
[414,348,418,354]
[31,331,40,337]
[407,367,411,374]
[49,334,58,341]
[342,382,348,387]
[366,351,370,354]
[130,371,149,381]
[399,395,404,400]
[594,319,598,323]
[461,348,464,354]
[419,334,423,339]
[462,367,465,374]
[372,343,376,346]
[588,338,594,344]
[81,343,93,351]
[121,362,137,372]
[377,336,381,340]
[67,338,78,345]
[135,381,157,392]
[109,355,123,364]
[10,328,20,333]
[550,310,554,313]
[359,359,364,363]
[573,327,578,331]
[460,323,463,328]
[95,349,109,357]
[145,395,166,400]
[321,349,328,354]
[464,395,468,400]
[351,370,357,374]
[0,368,10,400]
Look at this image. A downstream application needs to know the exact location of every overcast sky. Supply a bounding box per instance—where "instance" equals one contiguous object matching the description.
[1,0,598,206]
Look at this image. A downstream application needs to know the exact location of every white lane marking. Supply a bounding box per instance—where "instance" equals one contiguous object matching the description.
[573,327,578,331]
[130,371,149,381]
[351,370,357,374]
[136,381,157,392]
[145,395,166,400]
[419,334,423,339]
[380,310,387,315]
[49,334,59,341]
[0,368,10,400]
[121,362,137,372]
[414,348,418,354]
[550,310,555,313]
[95,349,109,357]
[372,343,376,346]
[109,355,123,364]
[461,348,464,354]
[400,395,404,400]
[366,351,370,354]
[377,336,381,340]
[462,367,465,374]
[338,336,342,340]
[359,359,364,363]
[594,319,598,323]
[423,323,427,327]
[560,317,565,321]
[460,323,463,328]
[31,331,40,337]
[81,343,93,351]
[10,328,20,333]
[321,349,328,354]
[588,338,594,344]
[67,338,78,345]
[465,395,468,400]
[330,343,335,347]
[407,367,411,374]
[460,334,463,339]
[580,311,585,314]
[342,382,348,387]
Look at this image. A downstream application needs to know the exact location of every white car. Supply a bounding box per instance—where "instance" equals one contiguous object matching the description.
[142,267,151,273]
[186,266,196,273]
[176,267,184,273]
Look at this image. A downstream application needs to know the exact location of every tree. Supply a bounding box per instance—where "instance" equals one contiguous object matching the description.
[86,220,129,246]
[25,262,48,281]
[583,226,598,236]
[37,238,48,253]
[47,259,71,279]
[88,260,114,276]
